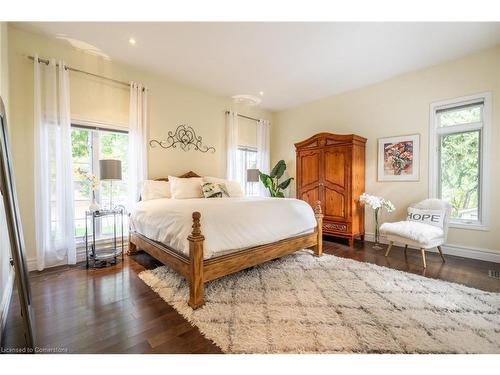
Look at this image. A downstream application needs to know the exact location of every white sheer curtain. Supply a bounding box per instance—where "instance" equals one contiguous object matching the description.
[226,111,239,181]
[34,55,76,271]
[128,82,148,211]
[256,119,271,197]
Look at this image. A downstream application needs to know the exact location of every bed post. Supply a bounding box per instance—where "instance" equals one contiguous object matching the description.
[313,200,323,257]
[127,233,138,255]
[188,212,205,309]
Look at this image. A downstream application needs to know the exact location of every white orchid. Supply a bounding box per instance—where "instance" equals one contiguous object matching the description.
[382,199,395,213]
[360,193,394,213]
[360,192,395,248]
[76,168,99,191]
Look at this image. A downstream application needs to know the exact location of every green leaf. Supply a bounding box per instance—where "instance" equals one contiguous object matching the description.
[270,160,286,179]
[259,173,273,189]
[277,177,293,190]
[275,191,285,198]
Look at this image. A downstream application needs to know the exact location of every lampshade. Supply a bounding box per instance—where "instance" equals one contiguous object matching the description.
[99,159,122,181]
[246,168,260,183]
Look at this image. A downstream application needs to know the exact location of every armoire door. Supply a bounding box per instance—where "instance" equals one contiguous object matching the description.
[323,145,351,221]
[297,149,321,209]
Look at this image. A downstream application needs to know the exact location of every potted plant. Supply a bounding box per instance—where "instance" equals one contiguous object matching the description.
[259,160,293,198]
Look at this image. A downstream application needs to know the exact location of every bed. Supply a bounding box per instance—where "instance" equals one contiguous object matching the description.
[128,172,323,309]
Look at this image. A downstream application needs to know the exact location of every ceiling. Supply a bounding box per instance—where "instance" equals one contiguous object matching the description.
[14,22,500,111]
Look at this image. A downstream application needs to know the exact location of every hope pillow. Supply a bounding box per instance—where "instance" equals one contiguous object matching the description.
[407,207,445,228]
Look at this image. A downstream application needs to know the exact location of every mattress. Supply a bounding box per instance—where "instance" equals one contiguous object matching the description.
[130,197,317,259]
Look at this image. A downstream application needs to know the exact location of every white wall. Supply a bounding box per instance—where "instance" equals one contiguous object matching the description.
[272,46,500,257]
[7,25,272,266]
[0,21,13,337]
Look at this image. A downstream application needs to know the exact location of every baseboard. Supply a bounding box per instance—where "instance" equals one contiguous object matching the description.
[27,249,87,271]
[27,242,129,271]
[0,269,14,346]
[363,232,500,264]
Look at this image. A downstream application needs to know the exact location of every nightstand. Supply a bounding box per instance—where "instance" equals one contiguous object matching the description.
[85,208,124,268]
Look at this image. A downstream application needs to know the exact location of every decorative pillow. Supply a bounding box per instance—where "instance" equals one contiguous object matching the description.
[141,180,171,200]
[201,182,229,198]
[169,176,204,199]
[203,176,244,198]
[407,207,445,228]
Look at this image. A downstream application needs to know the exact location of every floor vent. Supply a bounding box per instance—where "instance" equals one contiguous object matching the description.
[488,270,500,280]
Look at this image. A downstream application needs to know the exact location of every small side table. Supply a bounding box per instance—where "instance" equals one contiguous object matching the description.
[85,209,124,269]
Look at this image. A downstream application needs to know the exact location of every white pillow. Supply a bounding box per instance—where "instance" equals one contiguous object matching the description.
[407,207,445,228]
[141,180,171,201]
[169,176,204,199]
[203,176,244,198]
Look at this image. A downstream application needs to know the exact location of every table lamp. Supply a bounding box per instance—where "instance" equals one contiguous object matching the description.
[246,168,260,196]
[246,168,260,183]
[99,159,122,209]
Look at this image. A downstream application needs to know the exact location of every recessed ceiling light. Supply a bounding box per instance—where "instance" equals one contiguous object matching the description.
[129,38,136,45]
[259,91,264,96]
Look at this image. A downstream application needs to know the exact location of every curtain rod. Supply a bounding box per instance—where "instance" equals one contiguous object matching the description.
[225,111,260,122]
[28,55,131,88]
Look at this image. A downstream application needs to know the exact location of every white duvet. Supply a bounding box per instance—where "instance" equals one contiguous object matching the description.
[130,197,317,259]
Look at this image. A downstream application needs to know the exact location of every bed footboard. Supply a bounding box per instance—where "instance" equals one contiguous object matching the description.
[129,201,323,310]
[127,234,138,255]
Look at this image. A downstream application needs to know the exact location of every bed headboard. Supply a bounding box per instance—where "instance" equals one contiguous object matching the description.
[154,171,201,181]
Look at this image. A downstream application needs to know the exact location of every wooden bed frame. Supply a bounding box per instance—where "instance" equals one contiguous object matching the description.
[128,172,323,309]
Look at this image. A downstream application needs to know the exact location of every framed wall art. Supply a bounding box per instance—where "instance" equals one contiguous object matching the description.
[378,134,420,181]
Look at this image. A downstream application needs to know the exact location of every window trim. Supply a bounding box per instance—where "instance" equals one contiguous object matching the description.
[429,92,491,231]
[72,116,128,133]
[238,145,258,153]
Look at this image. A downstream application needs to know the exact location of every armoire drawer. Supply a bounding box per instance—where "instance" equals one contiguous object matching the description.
[323,221,349,233]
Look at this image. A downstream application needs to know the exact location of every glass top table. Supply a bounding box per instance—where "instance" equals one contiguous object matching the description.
[84,208,124,268]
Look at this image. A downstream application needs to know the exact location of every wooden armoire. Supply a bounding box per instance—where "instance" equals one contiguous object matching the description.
[295,133,367,247]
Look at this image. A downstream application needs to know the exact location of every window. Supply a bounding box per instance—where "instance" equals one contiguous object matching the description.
[236,146,259,196]
[71,125,129,240]
[430,93,491,229]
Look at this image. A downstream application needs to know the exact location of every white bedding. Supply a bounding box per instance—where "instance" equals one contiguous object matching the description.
[130,197,317,259]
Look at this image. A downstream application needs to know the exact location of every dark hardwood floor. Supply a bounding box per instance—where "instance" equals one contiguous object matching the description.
[2,239,499,353]
[325,237,499,293]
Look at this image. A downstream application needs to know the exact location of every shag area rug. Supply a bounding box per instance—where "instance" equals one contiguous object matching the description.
[139,251,500,353]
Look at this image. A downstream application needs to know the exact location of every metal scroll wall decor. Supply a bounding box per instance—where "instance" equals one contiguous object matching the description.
[149,124,216,153]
